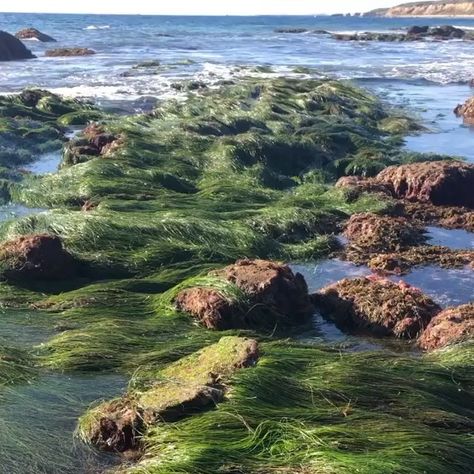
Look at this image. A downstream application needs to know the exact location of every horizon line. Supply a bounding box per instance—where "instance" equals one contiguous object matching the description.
[0,11,361,17]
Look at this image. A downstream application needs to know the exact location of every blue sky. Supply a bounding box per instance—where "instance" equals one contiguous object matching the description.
[0,1,402,15]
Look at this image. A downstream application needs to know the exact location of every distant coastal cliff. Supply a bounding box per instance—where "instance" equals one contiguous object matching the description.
[368,1,474,17]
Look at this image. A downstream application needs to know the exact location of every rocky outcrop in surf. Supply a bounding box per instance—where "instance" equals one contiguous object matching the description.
[0,30,35,61]
[15,28,56,42]
[45,47,96,57]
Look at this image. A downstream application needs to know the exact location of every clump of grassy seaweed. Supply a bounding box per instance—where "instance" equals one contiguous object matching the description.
[0,77,471,473]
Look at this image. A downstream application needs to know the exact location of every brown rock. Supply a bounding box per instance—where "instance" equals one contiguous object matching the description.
[418,304,474,351]
[335,175,394,198]
[176,259,313,330]
[15,28,56,42]
[313,276,441,338]
[89,399,143,453]
[368,246,474,275]
[45,47,96,57]
[344,212,426,252]
[0,234,77,280]
[454,96,474,123]
[0,30,35,61]
[375,161,474,208]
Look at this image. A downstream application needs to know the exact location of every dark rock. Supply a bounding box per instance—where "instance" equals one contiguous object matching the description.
[274,28,308,34]
[175,259,313,330]
[418,304,474,350]
[0,30,35,61]
[430,25,465,39]
[15,28,56,42]
[0,234,77,281]
[407,25,429,35]
[375,161,474,208]
[314,275,441,338]
[45,48,96,57]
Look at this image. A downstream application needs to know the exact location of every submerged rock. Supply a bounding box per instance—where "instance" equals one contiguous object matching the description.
[45,47,96,57]
[0,30,35,61]
[375,161,474,208]
[175,259,313,330]
[79,336,259,453]
[368,246,474,274]
[274,28,308,34]
[344,212,426,252]
[0,234,77,281]
[454,96,474,123]
[314,276,441,338]
[418,304,474,351]
[15,28,56,42]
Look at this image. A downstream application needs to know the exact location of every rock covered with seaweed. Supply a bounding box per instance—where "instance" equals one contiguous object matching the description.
[314,276,441,338]
[174,259,312,330]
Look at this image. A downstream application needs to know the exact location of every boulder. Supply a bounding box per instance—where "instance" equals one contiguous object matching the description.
[344,213,426,252]
[430,25,465,39]
[375,161,474,208]
[0,30,35,61]
[313,276,441,338]
[175,259,313,330]
[0,234,77,280]
[454,96,474,123]
[407,25,429,35]
[15,28,56,42]
[418,304,474,351]
[45,48,96,57]
[80,337,259,453]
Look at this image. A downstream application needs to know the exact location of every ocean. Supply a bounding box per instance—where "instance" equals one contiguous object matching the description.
[2,13,474,160]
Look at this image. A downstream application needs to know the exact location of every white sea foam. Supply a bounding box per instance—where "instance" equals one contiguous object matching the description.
[84,25,111,30]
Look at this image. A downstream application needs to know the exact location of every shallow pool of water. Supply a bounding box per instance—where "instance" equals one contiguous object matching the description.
[0,203,45,222]
[426,226,474,250]
[24,151,62,175]
[363,80,474,162]
[0,373,125,474]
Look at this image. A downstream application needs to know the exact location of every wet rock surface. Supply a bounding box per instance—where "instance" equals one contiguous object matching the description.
[418,304,474,351]
[45,47,96,57]
[368,246,474,275]
[333,25,471,42]
[63,124,121,166]
[454,96,474,123]
[81,337,259,453]
[175,259,313,330]
[0,30,35,61]
[375,161,474,208]
[15,28,56,42]
[344,212,426,253]
[314,276,441,338]
[0,234,77,281]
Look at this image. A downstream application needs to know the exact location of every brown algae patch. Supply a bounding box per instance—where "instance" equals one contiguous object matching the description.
[313,276,441,338]
[343,212,426,253]
[78,336,259,453]
[418,304,474,351]
[368,246,474,275]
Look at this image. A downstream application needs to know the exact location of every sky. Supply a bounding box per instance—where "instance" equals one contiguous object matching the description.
[0,1,403,15]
